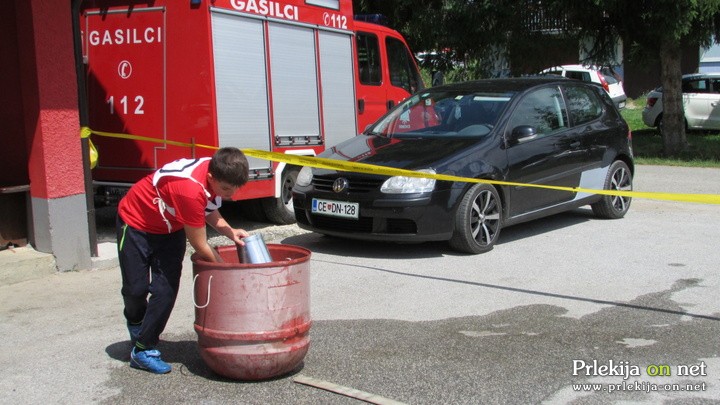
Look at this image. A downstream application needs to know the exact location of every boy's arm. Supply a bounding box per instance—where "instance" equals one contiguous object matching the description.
[185,225,222,262]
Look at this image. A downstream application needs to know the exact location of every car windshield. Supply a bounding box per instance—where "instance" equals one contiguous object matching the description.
[366,90,514,138]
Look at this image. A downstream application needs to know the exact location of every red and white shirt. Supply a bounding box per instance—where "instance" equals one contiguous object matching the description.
[118,158,221,234]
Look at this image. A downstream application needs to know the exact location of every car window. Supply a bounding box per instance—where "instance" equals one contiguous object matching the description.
[711,79,720,93]
[563,85,603,125]
[603,73,618,85]
[369,91,512,138]
[565,71,591,82]
[682,79,710,93]
[386,37,420,93]
[507,87,568,137]
[545,68,563,76]
[600,67,621,81]
[356,32,381,85]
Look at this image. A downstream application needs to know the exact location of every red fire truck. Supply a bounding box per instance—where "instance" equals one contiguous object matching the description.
[78,0,423,224]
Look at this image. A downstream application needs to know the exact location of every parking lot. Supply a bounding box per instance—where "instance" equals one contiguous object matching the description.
[1,165,718,404]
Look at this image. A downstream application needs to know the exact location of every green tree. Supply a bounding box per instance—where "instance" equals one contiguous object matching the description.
[354,1,516,74]
[547,0,720,155]
[356,0,720,156]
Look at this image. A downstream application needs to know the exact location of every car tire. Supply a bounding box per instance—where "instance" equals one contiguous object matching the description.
[449,184,502,254]
[262,165,299,225]
[591,160,632,219]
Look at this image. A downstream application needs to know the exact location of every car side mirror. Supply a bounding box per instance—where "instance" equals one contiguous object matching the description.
[508,125,537,145]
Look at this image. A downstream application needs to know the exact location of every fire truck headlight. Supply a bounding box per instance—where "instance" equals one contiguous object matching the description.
[296,166,313,187]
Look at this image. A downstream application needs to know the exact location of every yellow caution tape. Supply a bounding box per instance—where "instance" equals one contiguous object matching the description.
[84,128,218,151]
[240,149,720,205]
[81,127,720,205]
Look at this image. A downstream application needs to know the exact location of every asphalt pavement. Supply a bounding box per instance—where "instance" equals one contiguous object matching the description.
[1,165,719,404]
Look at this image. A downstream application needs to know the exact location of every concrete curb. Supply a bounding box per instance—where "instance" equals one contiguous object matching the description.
[91,242,119,271]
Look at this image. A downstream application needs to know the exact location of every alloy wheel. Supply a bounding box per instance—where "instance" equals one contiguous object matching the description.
[470,189,501,246]
[610,165,632,212]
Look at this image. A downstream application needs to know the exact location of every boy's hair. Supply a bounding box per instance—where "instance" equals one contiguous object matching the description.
[209,147,249,187]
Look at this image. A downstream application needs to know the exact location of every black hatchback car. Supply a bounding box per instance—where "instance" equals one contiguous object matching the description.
[292,77,634,253]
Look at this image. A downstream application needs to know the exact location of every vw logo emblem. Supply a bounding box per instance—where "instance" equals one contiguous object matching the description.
[332,178,349,193]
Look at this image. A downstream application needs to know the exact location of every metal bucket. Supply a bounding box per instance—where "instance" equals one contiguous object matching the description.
[236,233,271,264]
[191,244,311,380]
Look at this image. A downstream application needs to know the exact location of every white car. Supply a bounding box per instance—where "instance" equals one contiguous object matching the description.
[642,72,720,131]
[540,64,627,109]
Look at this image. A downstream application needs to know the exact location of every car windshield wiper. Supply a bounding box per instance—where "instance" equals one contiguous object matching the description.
[393,130,464,139]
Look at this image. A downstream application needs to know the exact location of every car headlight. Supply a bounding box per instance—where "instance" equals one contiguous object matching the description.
[380,169,436,194]
[296,166,313,187]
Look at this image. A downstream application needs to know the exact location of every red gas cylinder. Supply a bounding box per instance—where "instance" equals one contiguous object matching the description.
[191,244,311,380]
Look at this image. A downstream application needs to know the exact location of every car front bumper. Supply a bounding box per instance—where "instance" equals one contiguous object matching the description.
[292,186,456,242]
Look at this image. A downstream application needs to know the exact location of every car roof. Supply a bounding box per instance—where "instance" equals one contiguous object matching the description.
[682,72,720,79]
[427,77,572,93]
[563,64,591,70]
[542,64,598,72]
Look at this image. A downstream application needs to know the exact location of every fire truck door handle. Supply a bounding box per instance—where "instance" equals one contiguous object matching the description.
[387,100,395,110]
[358,99,365,114]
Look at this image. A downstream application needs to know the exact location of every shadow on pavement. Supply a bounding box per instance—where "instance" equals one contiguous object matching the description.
[280,208,594,259]
[105,339,307,383]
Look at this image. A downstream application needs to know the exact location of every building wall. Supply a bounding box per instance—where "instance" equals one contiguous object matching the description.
[16,0,86,200]
[1,0,92,271]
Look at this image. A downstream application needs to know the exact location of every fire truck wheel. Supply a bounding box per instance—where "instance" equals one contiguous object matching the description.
[262,166,299,225]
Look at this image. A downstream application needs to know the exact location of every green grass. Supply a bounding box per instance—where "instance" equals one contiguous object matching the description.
[622,97,720,168]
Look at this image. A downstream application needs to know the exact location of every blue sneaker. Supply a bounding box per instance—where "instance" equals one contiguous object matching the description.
[130,348,171,374]
[127,323,142,345]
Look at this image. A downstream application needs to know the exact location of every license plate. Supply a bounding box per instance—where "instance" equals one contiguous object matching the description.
[618,101,626,109]
[311,198,359,219]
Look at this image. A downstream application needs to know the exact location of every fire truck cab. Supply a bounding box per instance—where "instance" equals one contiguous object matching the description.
[78,0,423,224]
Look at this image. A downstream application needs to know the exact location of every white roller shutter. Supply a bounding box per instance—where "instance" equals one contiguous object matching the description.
[268,23,321,144]
[318,30,357,147]
[211,11,271,173]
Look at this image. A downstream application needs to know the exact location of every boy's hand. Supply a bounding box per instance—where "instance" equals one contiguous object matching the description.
[230,228,250,246]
